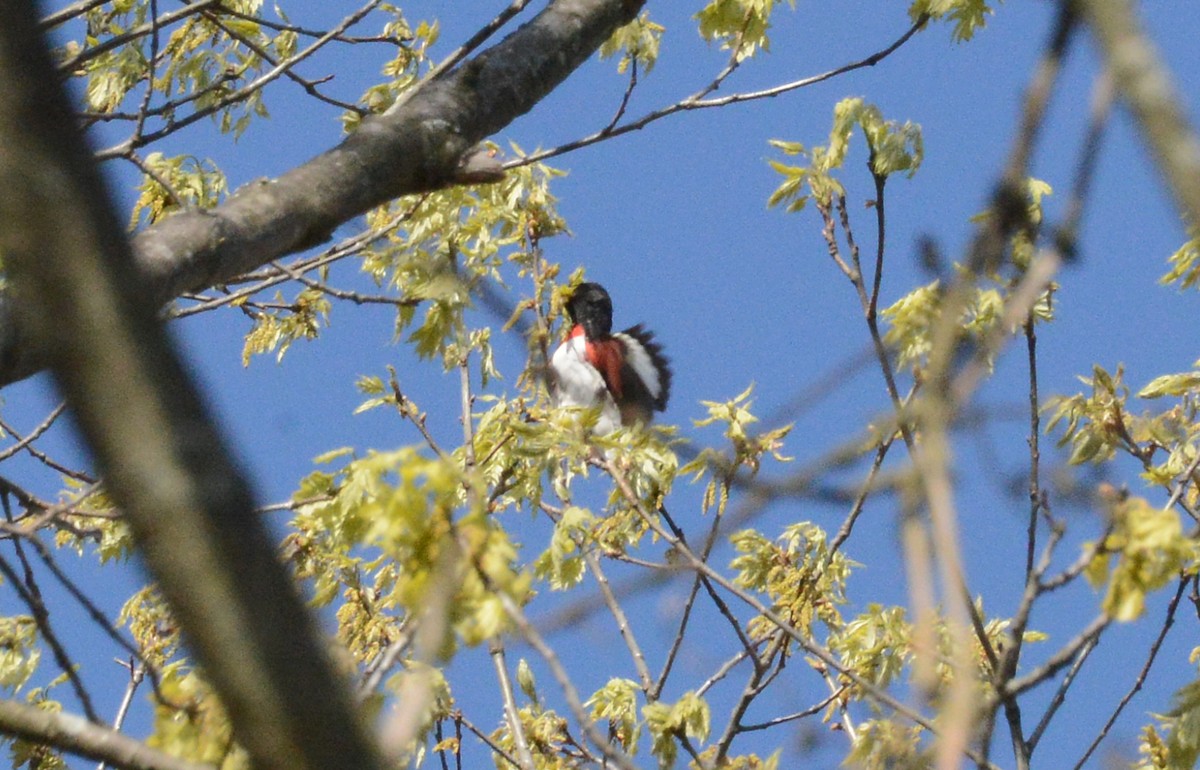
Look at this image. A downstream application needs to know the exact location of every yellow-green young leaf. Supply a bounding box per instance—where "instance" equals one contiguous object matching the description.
[128,153,227,229]
[149,664,245,766]
[695,0,797,61]
[240,288,330,364]
[84,44,145,113]
[361,153,566,369]
[1137,680,1200,770]
[272,28,298,59]
[765,157,810,213]
[643,691,711,765]
[51,485,132,563]
[768,99,920,212]
[1140,372,1200,400]
[1083,547,1111,592]
[826,97,923,178]
[1161,226,1200,290]
[290,447,530,654]
[1138,724,1172,770]
[222,17,263,40]
[730,522,852,637]
[848,719,928,770]
[909,0,995,42]
[342,8,439,132]
[242,312,282,365]
[1088,496,1199,622]
[969,177,1054,271]
[356,374,386,395]
[586,678,641,750]
[767,139,805,156]
[0,616,40,692]
[599,11,664,74]
[829,604,911,695]
[533,505,594,590]
[694,384,792,474]
[313,447,354,466]
[493,703,569,764]
[880,280,941,371]
[1043,364,1131,466]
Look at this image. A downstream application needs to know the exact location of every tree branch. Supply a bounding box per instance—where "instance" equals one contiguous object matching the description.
[1079,0,1200,230]
[0,1,388,768]
[0,698,211,770]
[0,0,646,387]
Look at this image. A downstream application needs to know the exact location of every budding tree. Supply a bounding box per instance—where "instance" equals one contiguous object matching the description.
[1,1,1200,769]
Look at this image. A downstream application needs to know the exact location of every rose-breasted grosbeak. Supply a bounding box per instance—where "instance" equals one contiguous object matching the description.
[550,282,671,434]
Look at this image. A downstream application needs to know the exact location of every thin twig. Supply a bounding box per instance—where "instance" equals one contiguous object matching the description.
[506,17,927,169]
[97,1,382,158]
[423,0,535,85]
[489,640,535,770]
[201,9,361,112]
[0,403,65,462]
[0,550,100,723]
[497,592,639,770]
[1069,577,1188,768]
[0,415,96,483]
[96,658,145,770]
[599,459,1001,770]
[59,0,220,72]
[739,686,846,732]
[583,550,654,693]
[1027,633,1096,753]
[1003,614,1110,697]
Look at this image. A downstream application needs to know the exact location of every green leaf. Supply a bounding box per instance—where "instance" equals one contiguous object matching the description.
[909,0,995,42]
[768,98,921,212]
[695,0,797,61]
[600,11,664,74]
[1139,372,1200,400]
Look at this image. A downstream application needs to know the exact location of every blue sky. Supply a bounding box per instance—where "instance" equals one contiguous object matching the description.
[11,1,1200,767]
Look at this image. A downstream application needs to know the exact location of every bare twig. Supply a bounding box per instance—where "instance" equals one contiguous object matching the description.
[507,17,928,168]
[1027,634,1096,753]
[0,403,65,462]
[201,9,362,112]
[584,550,654,693]
[425,0,535,83]
[1003,614,1110,697]
[97,658,146,770]
[1069,577,1188,768]
[489,641,535,770]
[0,415,96,482]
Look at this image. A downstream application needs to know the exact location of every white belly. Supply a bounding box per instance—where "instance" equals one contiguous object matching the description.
[550,336,621,434]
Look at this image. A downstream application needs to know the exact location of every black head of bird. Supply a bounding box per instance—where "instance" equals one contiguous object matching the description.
[565,282,614,340]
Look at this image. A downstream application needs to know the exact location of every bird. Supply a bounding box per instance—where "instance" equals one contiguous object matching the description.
[549,282,671,435]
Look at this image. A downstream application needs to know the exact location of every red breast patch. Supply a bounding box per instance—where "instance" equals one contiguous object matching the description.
[585,338,625,399]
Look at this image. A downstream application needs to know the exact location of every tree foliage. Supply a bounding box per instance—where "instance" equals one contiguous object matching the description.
[4,1,1200,769]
